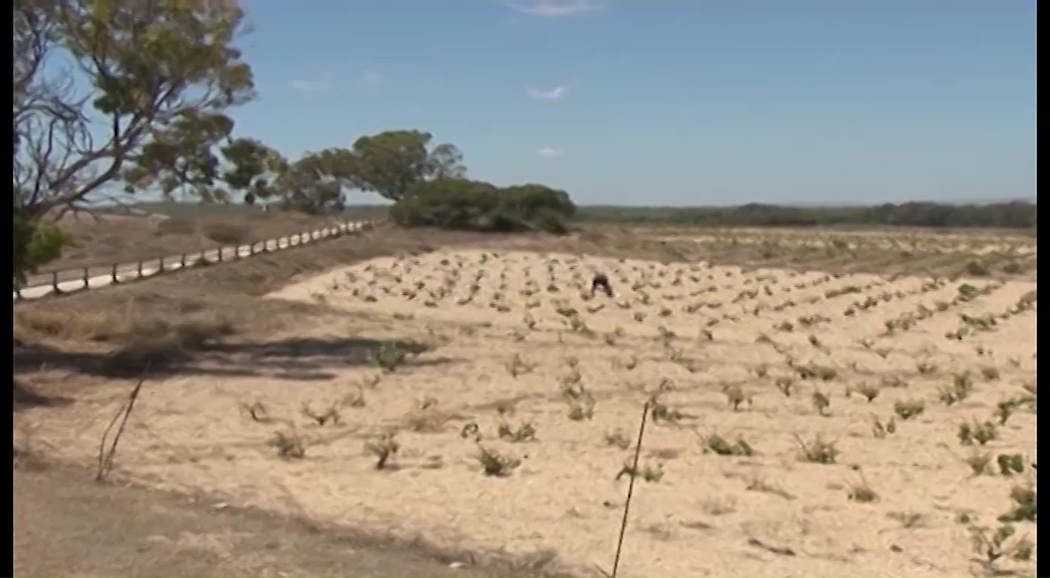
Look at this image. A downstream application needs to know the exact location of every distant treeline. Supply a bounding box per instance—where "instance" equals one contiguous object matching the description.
[575,201,1036,230]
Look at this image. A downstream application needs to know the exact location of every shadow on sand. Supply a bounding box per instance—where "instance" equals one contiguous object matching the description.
[14,379,76,412]
[14,335,451,382]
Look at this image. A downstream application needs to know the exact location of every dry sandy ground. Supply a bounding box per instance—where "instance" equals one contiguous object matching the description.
[653,230,1036,256]
[16,249,1036,577]
[14,462,524,578]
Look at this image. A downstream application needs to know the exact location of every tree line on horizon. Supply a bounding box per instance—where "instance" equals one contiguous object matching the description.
[575,201,1036,230]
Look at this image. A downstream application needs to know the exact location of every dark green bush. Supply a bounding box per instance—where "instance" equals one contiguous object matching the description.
[532,208,570,234]
[390,178,575,234]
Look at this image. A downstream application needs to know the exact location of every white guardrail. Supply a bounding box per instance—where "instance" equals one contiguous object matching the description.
[13,219,382,302]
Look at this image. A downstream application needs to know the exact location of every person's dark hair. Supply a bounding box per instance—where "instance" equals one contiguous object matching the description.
[591,273,613,297]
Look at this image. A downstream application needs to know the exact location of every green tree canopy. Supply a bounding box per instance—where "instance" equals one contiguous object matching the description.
[13,0,259,218]
[12,0,267,281]
[346,130,467,201]
[220,138,289,205]
[13,203,71,289]
[275,148,358,213]
[390,178,576,234]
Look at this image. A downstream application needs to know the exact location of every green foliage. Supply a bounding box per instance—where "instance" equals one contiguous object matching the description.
[219,138,289,204]
[390,179,577,234]
[15,0,257,214]
[576,201,1036,230]
[13,205,71,286]
[345,130,466,201]
[275,148,356,214]
[501,184,578,220]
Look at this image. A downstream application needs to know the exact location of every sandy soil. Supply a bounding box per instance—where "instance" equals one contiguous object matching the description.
[16,249,1036,577]
[14,462,529,578]
[653,232,1036,257]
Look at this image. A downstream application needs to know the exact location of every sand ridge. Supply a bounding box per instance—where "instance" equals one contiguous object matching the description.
[18,248,1037,577]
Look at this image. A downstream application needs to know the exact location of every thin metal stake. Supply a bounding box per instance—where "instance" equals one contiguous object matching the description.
[611,400,651,578]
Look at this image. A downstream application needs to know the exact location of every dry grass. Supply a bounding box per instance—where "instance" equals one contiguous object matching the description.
[15,225,491,377]
[42,208,372,271]
[13,224,1037,578]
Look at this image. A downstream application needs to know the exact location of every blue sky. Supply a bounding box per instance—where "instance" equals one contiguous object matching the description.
[232,0,1036,206]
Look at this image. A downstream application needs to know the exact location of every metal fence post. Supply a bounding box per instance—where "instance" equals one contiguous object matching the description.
[82,267,90,289]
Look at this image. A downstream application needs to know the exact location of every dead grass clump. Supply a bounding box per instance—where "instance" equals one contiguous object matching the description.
[301,401,341,426]
[887,511,926,528]
[847,472,879,503]
[958,419,999,446]
[103,317,234,375]
[240,400,273,423]
[364,432,400,469]
[17,300,238,375]
[724,385,752,411]
[562,381,596,421]
[17,304,233,345]
[155,216,197,235]
[497,420,537,443]
[475,446,520,477]
[893,399,926,421]
[964,451,993,476]
[270,430,306,459]
[994,393,1034,424]
[202,222,251,245]
[968,523,1034,574]
[604,429,632,449]
[811,389,832,416]
[939,372,975,406]
[745,475,796,500]
[774,377,795,397]
[850,382,881,402]
[371,341,409,372]
[616,463,665,483]
[999,484,1036,522]
[871,415,897,438]
[996,453,1026,477]
[403,408,463,433]
[701,433,755,456]
[794,434,839,464]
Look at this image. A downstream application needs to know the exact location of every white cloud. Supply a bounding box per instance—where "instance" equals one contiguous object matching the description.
[537,147,564,158]
[360,69,383,87]
[290,71,333,93]
[506,0,605,17]
[525,84,570,101]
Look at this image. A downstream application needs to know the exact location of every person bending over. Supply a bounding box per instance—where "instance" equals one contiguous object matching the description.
[591,273,614,297]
